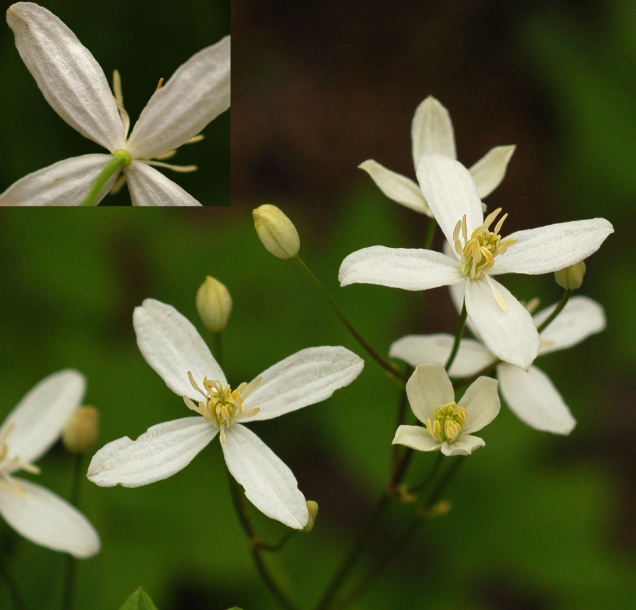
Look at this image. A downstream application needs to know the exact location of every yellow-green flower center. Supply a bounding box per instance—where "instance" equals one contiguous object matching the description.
[185,373,261,443]
[453,208,517,280]
[0,423,40,495]
[426,402,468,444]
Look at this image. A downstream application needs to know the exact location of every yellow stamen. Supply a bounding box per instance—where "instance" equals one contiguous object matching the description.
[426,402,468,444]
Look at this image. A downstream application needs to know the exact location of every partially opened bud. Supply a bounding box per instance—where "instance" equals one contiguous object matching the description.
[196,276,232,332]
[253,204,300,259]
[555,261,586,290]
[63,406,100,454]
[303,500,319,532]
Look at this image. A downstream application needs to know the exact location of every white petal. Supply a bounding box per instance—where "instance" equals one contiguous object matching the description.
[406,363,454,424]
[498,363,576,434]
[464,277,540,370]
[87,417,216,487]
[7,3,125,150]
[468,145,516,199]
[416,155,484,244]
[0,370,85,466]
[125,162,202,207]
[441,435,485,456]
[535,296,606,355]
[0,155,116,206]
[358,160,431,215]
[491,219,614,276]
[411,96,456,162]
[390,334,495,377]
[0,479,100,558]
[458,376,500,434]
[392,425,441,452]
[133,299,226,399]
[246,347,364,421]
[339,246,463,290]
[127,37,231,159]
[222,425,308,529]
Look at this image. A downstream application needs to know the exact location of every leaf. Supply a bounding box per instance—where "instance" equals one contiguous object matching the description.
[119,588,159,610]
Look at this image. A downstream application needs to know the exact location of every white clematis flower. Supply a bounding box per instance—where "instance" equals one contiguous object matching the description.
[2,2,230,206]
[359,95,515,216]
[0,370,100,558]
[87,299,364,530]
[393,362,500,456]
[339,154,613,370]
[390,296,606,435]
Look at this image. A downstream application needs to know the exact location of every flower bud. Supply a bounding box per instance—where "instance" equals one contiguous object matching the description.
[196,276,232,332]
[555,261,586,290]
[303,500,319,532]
[63,406,99,454]
[253,204,300,259]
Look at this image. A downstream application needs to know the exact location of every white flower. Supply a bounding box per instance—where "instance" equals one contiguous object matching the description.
[87,299,364,529]
[359,96,515,216]
[339,154,613,370]
[390,296,606,435]
[2,2,230,206]
[393,362,500,456]
[0,370,100,558]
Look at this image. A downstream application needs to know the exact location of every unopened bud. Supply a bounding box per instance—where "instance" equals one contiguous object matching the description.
[303,500,319,532]
[555,261,586,290]
[253,204,300,259]
[421,500,452,519]
[196,276,232,332]
[63,406,99,454]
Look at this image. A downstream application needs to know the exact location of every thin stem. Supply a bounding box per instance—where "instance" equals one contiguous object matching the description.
[314,492,392,610]
[422,218,437,250]
[444,301,468,372]
[61,453,85,610]
[79,150,131,206]
[537,289,572,334]
[0,553,28,610]
[408,452,444,494]
[227,474,299,610]
[211,332,223,368]
[293,256,406,382]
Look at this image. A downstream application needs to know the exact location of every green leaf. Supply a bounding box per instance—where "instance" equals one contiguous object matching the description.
[119,588,159,610]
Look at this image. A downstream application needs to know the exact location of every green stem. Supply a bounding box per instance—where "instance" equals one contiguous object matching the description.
[61,453,85,610]
[227,474,299,610]
[79,150,131,206]
[422,218,437,250]
[0,552,28,610]
[293,256,406,382]
[314,492,392,610]
[537,289,572,334]
[211,332,223,368]
[444,301,468,372]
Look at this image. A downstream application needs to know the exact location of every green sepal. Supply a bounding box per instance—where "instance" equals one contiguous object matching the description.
[118,587,159,610]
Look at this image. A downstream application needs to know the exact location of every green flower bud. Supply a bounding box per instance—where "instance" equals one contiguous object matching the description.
[555,261,586,290]
[196,276,232,332]
[253,204,300,259]
[303,500,319,532]
[63,406,100,454]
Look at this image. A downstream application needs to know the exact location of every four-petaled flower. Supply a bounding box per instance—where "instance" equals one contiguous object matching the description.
[0,370,100,557]
[393,362,500,456]
[339,154,613,370]
[359,95,515,216]
[2,2,230,206]
[391,296,606,435]
[87,299,364,529]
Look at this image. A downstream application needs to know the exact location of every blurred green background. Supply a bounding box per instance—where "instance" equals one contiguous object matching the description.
[0,0,635,609]
[0,0,229,206]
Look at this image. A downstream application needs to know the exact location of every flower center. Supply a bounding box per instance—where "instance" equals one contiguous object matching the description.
[185,373,261,444]
[453,208,517,280]
[426,402,468,444]
[0,424,40,495]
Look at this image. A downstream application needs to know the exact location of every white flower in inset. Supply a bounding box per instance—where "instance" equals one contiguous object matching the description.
[391,296,606,435]
[0,370,100,558]
[87,299,364,529]
[2,2,230,206]
[393,362,500,456]
[359,96,515,216]
[340,154,613,370]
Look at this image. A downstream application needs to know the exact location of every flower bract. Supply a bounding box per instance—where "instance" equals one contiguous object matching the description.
[2,2,230,206]
[87,299,364,529]
[0,370,100,557]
